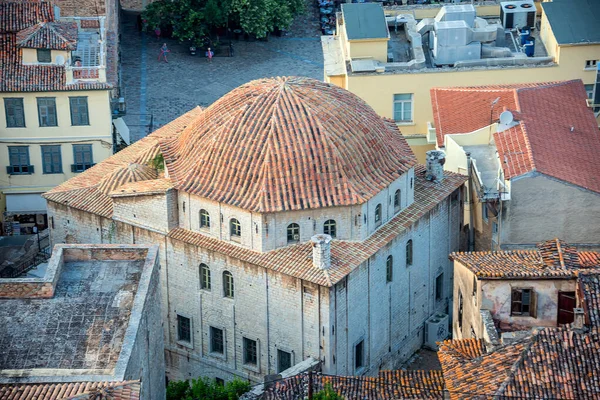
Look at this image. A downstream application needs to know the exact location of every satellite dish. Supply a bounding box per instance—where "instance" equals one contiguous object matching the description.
[499,111,514,125]
[55,55,65,65]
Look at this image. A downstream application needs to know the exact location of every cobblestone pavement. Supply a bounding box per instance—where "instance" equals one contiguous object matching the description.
[121,2,324,142]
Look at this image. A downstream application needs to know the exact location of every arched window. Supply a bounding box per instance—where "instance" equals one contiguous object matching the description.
[200,209,210,228]
[323,219,336,238]
[375,204,382,224]
[406,239,413,266]
[394,189,401,210]
[223,271,234,298]
[287,223,300,243]
[230,218,241,237]
[386,255,393,283]
[200,263,211,290]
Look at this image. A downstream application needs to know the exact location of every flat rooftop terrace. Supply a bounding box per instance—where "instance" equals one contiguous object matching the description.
[0,259,143,373]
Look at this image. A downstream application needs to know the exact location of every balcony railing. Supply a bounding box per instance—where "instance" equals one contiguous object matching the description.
[72,67,100,80]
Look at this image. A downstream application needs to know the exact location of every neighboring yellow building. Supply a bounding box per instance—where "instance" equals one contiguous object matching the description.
[323,1,600,161]
[0,1,114,235]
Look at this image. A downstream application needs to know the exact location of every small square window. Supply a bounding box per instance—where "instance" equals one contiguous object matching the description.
[243,337,258,366]
[177,315,191,343]
[393,94,413,123]
[210,326,224,354]
[511,288,537,317]
[37,49,51,63]
[585,59,598,70]
[277,349,292,373]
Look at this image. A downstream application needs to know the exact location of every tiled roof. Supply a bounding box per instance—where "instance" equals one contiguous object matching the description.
[159,77,417,213]
[431,80,600,194]
[0,1,111,92]
[97,163,158,195]
[579,273,600,327]
[451,238,600,279]
[109,178,174,197]
[261,371,444,399]
[0,381,140,400]
[16,21,78,50]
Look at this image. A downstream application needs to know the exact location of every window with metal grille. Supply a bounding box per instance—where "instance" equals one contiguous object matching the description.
[210,327,224,354]
[37,98,57,127]
[7,146,33,174]
[406,239,413,266]
[4,98,25,127]
[69,97,89,126]
[323,219,336,238]
[199,209,210,228]
[386,255,393,283]
[37,49,51,63]
[72,144,93,172]
[511,288,537,317]
[287,223,300,243]
[41,145,62,174]
[243,337,257,365]
[436,273,443,301]
[200,264,211,290]
[394,189,401,210]
[277,350,292,373]
[177,315,191,343]
[230,218,241,237]
[354,340,364,371]
[223,271,234,298]
[393,94,413,122]
[375,204,382,224]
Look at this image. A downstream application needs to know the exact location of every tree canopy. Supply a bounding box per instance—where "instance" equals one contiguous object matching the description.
[143,0,304,43]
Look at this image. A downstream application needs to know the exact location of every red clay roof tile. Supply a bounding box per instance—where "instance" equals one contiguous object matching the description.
[0,381,140,400]
[16,21,78,50]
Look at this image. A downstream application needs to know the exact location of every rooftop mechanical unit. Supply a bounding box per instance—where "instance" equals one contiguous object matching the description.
[500,1,536,30]
[424,313,449,350]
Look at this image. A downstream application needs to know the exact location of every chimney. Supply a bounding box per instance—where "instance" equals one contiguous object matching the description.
[311,234,332,270]
[573,308,585,329]
[426,150,446,182]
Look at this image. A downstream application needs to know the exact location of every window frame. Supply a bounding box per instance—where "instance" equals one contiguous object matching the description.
[230,218,241,238]
[354,339,365,372]
[72,144,94,172]
[41,145,62,174]
[37,48,52,63]
[323,219,336,238]
[277,349,293,373]
[511,288,537,317]
[37,97,58,127]
[4,98,26,128]
[223,271,234,298]
[199,263,211,290]
[69,96,90,126]
[386,255,393,283]
[199,209,211,229]
[393,93,413,123]
[243,337,258,367]
[374,203,382,225]
[584,59,598,70]
[176,314,193,348]
[406,239,413,266]
[7,146,33,175]
[287,223,300,243]
[209,326,225,355]
[393,189,401,211]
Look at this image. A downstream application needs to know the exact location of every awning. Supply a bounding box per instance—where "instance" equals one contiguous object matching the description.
[113,117,131,145]
[5,193,47,215]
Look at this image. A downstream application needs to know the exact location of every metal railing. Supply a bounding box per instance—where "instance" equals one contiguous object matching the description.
[0,252,49,278]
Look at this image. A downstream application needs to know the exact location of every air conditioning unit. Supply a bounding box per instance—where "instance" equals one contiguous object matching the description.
[500,1,536,30]
[424,313,449,350]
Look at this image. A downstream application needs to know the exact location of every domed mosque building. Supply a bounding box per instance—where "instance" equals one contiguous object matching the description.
[44,77,466,381]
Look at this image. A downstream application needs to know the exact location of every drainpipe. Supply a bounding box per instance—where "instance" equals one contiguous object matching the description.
[466,152,475,251]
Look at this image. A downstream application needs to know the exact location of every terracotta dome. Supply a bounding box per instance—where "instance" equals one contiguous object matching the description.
[97,163,158,195]
[159,77,416,212]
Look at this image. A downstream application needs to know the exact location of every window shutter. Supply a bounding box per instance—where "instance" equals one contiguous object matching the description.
[530,290,538,319]
[510,289,519,316]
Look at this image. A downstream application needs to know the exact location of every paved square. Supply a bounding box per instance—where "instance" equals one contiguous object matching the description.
[121,4,324,141]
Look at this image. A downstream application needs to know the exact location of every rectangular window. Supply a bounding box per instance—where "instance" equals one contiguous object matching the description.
[41,145,62,174]
[585,59,598,70]
[37,97,57,127]
[72,144,94,172]
[393,94,413,123]
[210,327,224,354]
[69,97,89,126]
[511,288,537,317]
[472,276,477,304]
[4,98,25,127]
[435,273,443,301]
[243,337,258,366]
[37,49,51,63]
[482,202,489,222]
[354,340,364,371]
[177,315,191,343]
[7,146,33,174]
[277,349,292,373]
[585,84,594,99]
[458,291,464,328]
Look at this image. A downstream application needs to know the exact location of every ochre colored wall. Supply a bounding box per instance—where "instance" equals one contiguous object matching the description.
[22,49,69,64]
[349,40,388,63]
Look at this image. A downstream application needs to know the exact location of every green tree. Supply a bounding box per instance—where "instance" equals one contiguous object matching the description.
[165,377,251,400]
[313,384,345,400]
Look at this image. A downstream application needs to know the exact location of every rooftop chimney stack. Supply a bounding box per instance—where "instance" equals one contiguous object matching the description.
[426,150,446,182]
[311,234,332,270]
[573,308,585,329]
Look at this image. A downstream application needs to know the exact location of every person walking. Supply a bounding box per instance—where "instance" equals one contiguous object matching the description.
[206,47,214,62]
[158,43,170,63]
[228,42,234,57]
